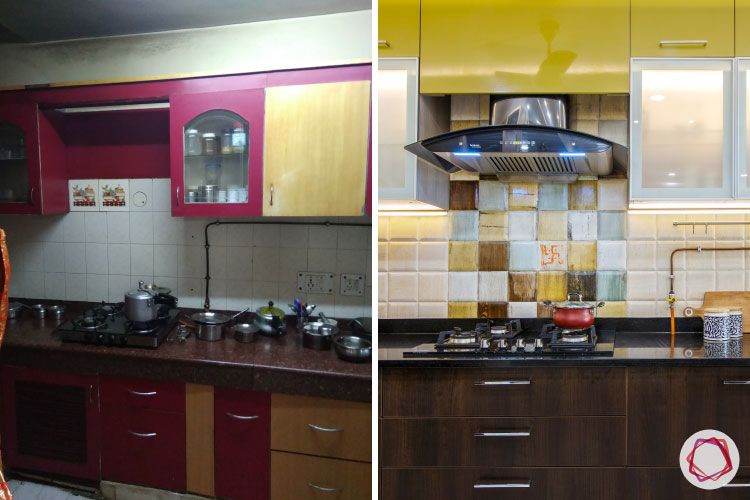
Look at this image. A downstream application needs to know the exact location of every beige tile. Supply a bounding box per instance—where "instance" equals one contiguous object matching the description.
[378,272,388,301]
[378,216,389,241]
[418,272,448,302]
[508,182,538,210]
[568,180,598,211]
[388,242,418,271]
[626,241,656,271]
[450,171,480,181]
[448,301,478,318]
[418,215,450,241]
[419,302,448,318]
[571,94,600,120]
[388,216,419,241]
[478,271,508,302]
[597,179,628,211]
[508,301,537,318]
[627,213,657,240]
[388,272,418,302]
[598,302,627,317]
[656,215,685,241]
[568,241,597,271]
[538,211,568,240]
[378,242,388,271]
[597,241,627,271]
[627,301,657,317]
[627,271,658,301]
[449,241,478,271]
[479,95,490,120]
[569,119,598,135]
[598,120,628,146]
[451,95,481,120]
[599,95,628,120]
[418,241,448,271]
[479,211,509,241]
[451,120,480,131]
[388,302,418,318]
[448,271,478,301]
[685,270,715,301]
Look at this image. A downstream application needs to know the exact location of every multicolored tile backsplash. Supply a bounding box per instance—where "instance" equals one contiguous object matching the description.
[379,94,750,319]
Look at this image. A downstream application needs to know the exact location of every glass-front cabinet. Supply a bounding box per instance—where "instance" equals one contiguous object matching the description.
[0,102,41,213]
[630,59,734,203]
[737,59,750,198]
[170,89,264,216]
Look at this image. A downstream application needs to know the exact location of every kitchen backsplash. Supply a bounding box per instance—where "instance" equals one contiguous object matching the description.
[0,179,371,318]
[379,94,750,319]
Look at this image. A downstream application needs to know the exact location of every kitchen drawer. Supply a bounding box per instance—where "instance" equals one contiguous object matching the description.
[627,467,750,499]
[271,451,370,500]
[381,368,626,417]
[100,376,185,414]
[380,467,628,500]
[629,367,750,465]
[101,409,186,491]
[380,417,625,467]
[271,393,370,462]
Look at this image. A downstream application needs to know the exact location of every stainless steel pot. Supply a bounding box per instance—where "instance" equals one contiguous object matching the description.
[31,303,45,319]
[230,323,259,343]
[302,321,339,350]
[7,302,23,319]
[254,301,287,337]
[124,282,158,323]
[45,304,65,320]
[333,335,372,363]
[191,307,248,341]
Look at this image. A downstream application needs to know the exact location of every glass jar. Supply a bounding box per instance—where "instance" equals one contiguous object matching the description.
[185,129,200,156]
[202,133,218,155]
[231,124,246,153]
[221,129,233,154]
[205,163,222,186]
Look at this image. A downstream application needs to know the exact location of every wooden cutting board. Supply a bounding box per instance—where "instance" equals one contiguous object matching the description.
[683,291,750,333]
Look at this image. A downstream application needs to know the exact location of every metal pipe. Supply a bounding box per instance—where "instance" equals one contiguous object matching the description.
[203,220,370,310]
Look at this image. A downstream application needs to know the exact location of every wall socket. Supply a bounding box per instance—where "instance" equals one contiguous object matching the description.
[297,272,334,294]
[340,274,365,296]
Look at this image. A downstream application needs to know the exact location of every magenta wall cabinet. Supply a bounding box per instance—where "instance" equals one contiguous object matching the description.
[170,89,264,217]
[214,388,271,500]
[1,366,101,480]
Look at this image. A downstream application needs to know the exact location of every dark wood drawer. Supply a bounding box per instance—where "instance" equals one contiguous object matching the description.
[629,367,750,465]
[101,376,185,414]
[381,368,626,417]
[380,417,625,467]
[380,467,628,500]
[627,467,750,499]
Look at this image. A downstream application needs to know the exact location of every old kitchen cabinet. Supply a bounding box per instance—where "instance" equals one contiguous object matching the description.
[263,77,371,216]
[632,0,734,57]
[1,366,100,480]
[419,0,629,94]
[378,0,421,57]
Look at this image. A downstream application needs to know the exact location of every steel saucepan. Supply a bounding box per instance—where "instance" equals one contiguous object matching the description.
[190,307,249,341]
[544,293,604,330]
[254,301,287,337]
[333,335,372,363]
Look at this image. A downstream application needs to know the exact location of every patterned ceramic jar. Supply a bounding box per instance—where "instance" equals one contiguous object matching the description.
[704,309,730,342]
[728,309,743,339]
[728,338,744,358]
[705,340,731,358]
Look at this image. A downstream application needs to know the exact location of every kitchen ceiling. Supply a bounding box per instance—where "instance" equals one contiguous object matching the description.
[0,0,370,44]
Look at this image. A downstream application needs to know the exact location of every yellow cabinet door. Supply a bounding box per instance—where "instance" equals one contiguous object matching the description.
[263,80,370,216]
[632,0,733,57]
[738,0,750,55]
[379,0,421,57]
[420,0,629,94]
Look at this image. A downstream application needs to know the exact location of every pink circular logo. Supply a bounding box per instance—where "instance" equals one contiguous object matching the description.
[680,429,740,490]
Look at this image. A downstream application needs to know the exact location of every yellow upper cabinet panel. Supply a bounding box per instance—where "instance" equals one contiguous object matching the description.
[737,0,750,55]
[420,0,629,94]
[632,0,733,57]
[379,0,420,57]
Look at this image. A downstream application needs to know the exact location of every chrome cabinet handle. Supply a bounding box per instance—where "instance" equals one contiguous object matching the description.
[176,186,180,206]
[725,480,750,488]
[308,482,341,493]
[474,379,531,386]
[475,429,531,438]
[474,480,531,489]
[128,430,157,438]
[659,40,708,46]
[226,412,259,420]
[269,184,274,206]
[308,423,343,433]
[88,384,94,404]
[378,40,390,47]
[723,380,750,385]
[29,187,35,206]
[127,389,157,396]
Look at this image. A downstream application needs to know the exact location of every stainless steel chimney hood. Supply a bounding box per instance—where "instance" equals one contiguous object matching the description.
[404,96,628,182]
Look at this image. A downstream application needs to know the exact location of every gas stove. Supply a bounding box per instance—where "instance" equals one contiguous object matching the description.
[56,302,180,348]
[404,322,614,358]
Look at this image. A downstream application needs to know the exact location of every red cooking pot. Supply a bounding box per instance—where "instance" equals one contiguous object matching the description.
[544,293,605,330]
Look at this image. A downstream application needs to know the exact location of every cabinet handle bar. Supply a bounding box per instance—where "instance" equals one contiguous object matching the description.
[308,482,341,493]
[725,482,750,488]
[226,412,259,420]
[474,380,531,386]
[308,423,343,433]
[128,430,157,438]
[474,480,531,489]
[378,40,390,47]
[176,186,180,207]
[475,430,531,438]
[127,389,157,396]
[723,380,750,385]
[659,40,708,46]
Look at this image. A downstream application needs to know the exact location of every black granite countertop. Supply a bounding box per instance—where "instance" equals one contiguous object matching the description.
[379,317,750,367]
[1,301,371,402]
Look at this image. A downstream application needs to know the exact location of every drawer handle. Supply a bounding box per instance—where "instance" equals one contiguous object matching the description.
[378,40,390,48]
[308,482,341,493]
[725,480,750,488]
[127,389,157,396]
[659,40,708,47]
[474,379,531,386]
[308,423,343,433]
[475,429,531,438]
[474,480,531,489]
[226,412,259,421]
[128,430,157,438]
[723,380,750,385]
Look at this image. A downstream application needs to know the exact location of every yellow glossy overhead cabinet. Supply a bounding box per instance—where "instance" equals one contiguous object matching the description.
[632,0,733,57]
[737,0,750,55]
[379,0,420,57]
[419,0,629,94]
[263,80,370,216]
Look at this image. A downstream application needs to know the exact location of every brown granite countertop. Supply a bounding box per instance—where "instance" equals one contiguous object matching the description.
[0,301,371,402]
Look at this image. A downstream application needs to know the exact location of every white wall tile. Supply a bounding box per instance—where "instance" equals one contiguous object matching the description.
[448,272,478,301]
[154,244,178,277]
[685,214,715,240]
[418,242,448,271]
[228,224,253,246]
[387,217,419,241]
[378,273,388,302]
[280,247,307,283]
[251,246,280,281]
[627,271,657,301]
[64,242,86,274]
[597,179,627,210]
[626,241,656,271]
[716,270,745,291]
[685,271,716,301]
[597,241,626,271]
[388,242,417,271]
[388,272,418,302]
[253,224,281,247]
[63,212,86,243]
[65,273,87,301]
[177,245,203,279]
[339,226,370,249]
[152,212,183,244]
[627,214,657,240]
[106,212,130,243]
[227,246,252,280]
[108,244,130,275]
[307,248,336,273]
[418,216,449,241]
[108,274,130,302]
[15,242,43,271]
[715,242,745,270]
[508,212,537,241]
[388,302,418,319]
[627,301,657,317]
[378,242,388,271]
[130,244,154,276]
[685,242,715,271]
[334,295,366,318]
[85,243,108,274]
[129,178,153,211]
[418,302,448,318]
[508,302,536,318]
[656,241,686,271]
[656,215,685,241]
[226,280,252,310]
[252,281,279,309]
[568,211,597,240]
[309,225,338,248]
[478,271,508,301]
[43,242,65,272]
[86,274,108,302]
[129,212,154,244]
[151,178,171,211]
[208,245,227,280]
[23,271,44,298]
[177,277,203,308]
[418,272,448,302]
[336,249,367,275]
[44,272,66,300]
[715,214,745,240]
[280,225,309,247]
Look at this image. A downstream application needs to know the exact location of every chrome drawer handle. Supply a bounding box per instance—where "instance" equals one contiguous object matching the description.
[227,412,259,420]
[723,380,750,385]
[378,40,390,47]
[659,40,707,46]
[475,429,531,438]
[308,482,341,493]
[128,430,157,438]
[725,481,750,488]
[127,389,157,396]
[474,480,531,489]
[474,380,531,386]
[308,423,343,433]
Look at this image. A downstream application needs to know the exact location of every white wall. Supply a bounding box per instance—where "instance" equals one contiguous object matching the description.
[0,10,372,88]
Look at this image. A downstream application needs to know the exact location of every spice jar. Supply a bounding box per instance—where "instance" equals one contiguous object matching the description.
[185,129,200,156]
[202,133,218,155]
[231,124,246,153]
[221,129,233,154]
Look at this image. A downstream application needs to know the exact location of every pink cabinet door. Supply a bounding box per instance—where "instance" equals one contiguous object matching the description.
[1,366,100,480]
[215,388,271,500]
[170,89,264,217]
[0,102,42,214]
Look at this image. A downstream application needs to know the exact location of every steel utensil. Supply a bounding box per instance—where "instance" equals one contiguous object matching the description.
[333,335,372,363]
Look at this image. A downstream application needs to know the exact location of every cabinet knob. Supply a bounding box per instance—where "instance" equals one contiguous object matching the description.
[378,40,390,48]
